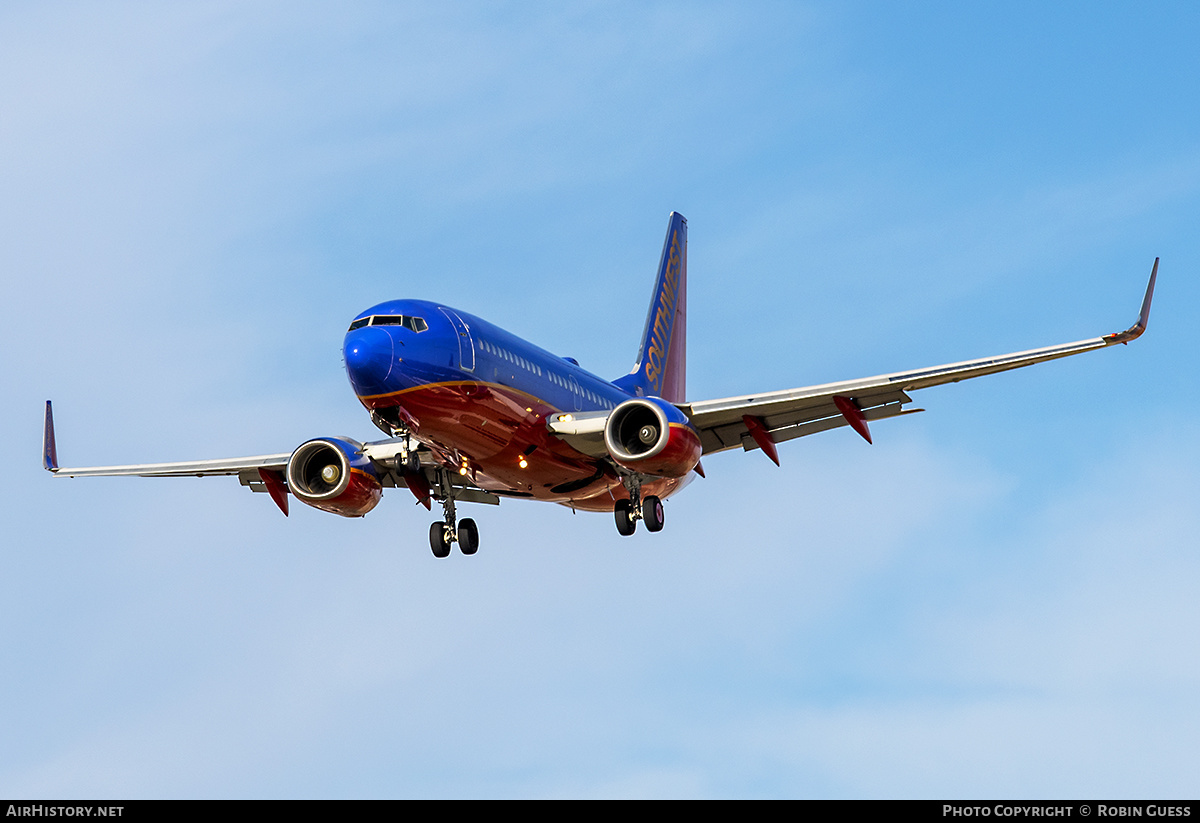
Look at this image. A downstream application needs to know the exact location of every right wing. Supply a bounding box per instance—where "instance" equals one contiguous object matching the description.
[43,400,295,511]
[43,401,291,478]
[679,259,1158,459]
[42,401,497,514]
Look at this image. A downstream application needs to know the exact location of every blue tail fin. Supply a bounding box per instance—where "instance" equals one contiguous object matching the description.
[613,212,688,402]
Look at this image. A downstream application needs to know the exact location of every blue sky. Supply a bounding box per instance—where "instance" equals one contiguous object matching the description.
[2,1,1199,798]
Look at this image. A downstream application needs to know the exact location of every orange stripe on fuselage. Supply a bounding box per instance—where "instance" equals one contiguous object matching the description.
[358,380,621,504]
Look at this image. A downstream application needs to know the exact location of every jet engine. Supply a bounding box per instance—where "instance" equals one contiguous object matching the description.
[286,437,383,517]
[604,397,701,478]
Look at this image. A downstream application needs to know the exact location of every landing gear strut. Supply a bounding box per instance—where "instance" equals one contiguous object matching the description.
[613,475,664,536]
[388,423,421,474]
[428,468,480,558]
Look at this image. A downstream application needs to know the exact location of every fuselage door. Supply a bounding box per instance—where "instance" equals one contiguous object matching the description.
[438,307,476,373]
[568,374,583,412]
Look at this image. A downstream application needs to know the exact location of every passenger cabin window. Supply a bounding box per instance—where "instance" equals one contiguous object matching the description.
[347,315,428,332]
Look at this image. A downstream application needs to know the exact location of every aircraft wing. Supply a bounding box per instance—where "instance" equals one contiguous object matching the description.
[40,401,442,481]
[42,402,291,477]
[678,259,1158,460]
[46,454,293,478]
[42,401,495,515]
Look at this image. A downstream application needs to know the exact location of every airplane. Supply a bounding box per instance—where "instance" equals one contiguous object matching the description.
[43,212,1158,557]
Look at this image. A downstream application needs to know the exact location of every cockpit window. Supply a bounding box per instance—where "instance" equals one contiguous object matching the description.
[347,315,428,332]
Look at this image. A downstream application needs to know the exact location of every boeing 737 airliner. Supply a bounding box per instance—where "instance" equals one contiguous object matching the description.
[43,213,1158,557]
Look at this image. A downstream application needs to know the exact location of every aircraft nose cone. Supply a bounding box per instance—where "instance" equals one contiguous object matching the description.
[344,326,395,395]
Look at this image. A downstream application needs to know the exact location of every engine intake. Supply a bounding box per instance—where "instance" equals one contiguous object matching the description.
[604,397,701,478]
[286,437,382,517]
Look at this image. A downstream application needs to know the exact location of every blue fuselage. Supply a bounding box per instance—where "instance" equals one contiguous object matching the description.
[342,299,685,510]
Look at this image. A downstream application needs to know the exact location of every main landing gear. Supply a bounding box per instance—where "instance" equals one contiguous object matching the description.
[428,469,480,558]
[613,475,664,537]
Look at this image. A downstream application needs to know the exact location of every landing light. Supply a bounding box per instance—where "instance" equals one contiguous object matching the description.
[558,414,573,422]
[518,457,528,469]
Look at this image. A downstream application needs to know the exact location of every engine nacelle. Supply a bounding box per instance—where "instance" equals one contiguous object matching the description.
[286,437,383,517]
[604,397,701,478]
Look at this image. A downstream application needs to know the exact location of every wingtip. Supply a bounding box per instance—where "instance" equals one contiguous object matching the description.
[1103,257,1158,345]
[43,400,59,472]
[1140,257,1159,326]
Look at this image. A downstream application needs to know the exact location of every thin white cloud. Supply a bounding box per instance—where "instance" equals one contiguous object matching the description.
[3,1,1198,800]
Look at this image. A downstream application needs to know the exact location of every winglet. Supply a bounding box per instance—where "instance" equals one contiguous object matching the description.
[1103,258,1158,345]
[43,401,59,472]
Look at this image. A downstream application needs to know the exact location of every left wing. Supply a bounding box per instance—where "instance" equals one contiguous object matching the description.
[679,259,1158,460]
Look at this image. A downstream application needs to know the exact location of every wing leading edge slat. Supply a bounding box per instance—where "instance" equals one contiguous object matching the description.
[51,453,293,478]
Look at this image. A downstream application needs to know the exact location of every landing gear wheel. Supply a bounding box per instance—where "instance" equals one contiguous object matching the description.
[643,495,664,532]
[614,499,637,536]
[429,522,452,558]
[458,518,479,555]
[402,450,420,473]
